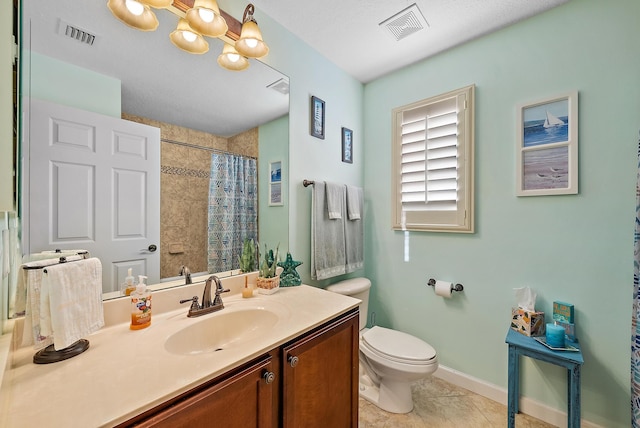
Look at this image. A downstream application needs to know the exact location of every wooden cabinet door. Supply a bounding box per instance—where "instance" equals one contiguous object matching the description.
[282,309,359,428]
[136,356,275,428]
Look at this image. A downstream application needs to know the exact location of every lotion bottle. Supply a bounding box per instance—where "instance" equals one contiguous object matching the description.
[130,275,152,330]
[123,268,136,296]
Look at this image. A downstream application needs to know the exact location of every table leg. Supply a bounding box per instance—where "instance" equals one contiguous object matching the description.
[567,364,581,428]
[507,344,519,428]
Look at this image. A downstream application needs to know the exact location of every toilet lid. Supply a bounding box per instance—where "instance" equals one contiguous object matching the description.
[362,326,436,363]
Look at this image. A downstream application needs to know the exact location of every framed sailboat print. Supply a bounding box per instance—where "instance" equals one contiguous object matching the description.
[516,91,578,196]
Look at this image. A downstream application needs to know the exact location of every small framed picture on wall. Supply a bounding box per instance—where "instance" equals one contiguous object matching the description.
[269,161,283,206]
[310,96,325,139]
[342,127,353,163]
[516,91,578,196]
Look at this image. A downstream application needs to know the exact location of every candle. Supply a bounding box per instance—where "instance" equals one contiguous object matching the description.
[242,277,254,298]
[546,323,565,348]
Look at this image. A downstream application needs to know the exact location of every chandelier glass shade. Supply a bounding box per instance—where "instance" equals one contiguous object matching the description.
[217,43,250,71]
[235,4,269,58]
[170,18,209,54]
[185,0,228,38]
[107,0,159,31]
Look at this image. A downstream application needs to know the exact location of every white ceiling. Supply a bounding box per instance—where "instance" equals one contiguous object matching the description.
[22,0,568,136]
[250,0,569,83]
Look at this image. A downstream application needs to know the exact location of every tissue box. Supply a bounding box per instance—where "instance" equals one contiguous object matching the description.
[510,307,546,337]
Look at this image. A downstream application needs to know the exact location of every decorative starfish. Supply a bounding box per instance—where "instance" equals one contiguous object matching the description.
[278,252,303,287]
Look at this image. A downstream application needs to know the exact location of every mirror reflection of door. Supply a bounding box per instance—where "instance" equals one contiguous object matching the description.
[27,99,160,292]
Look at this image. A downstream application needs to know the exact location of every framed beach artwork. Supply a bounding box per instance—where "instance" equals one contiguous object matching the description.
[516,91,578,196]
[341,127,353,163]
[310,96,325,139]
[269,161,283,206]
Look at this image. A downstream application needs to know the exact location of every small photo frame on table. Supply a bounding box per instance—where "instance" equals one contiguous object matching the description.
[269,161,283,206]
[310,96,325,139]
[516,91,578,196]
[342,127,353,163]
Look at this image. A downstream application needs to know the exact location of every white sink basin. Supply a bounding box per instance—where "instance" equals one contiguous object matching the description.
[164,304,287,355]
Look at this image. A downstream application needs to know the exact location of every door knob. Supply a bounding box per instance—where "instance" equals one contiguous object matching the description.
[140,244,157,253]
[263,371,275,384]
[288,355,299,368]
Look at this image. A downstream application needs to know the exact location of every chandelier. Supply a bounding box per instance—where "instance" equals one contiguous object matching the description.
[107,0,269,71]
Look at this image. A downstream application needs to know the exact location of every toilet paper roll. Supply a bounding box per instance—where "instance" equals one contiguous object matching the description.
[434,280,453,298]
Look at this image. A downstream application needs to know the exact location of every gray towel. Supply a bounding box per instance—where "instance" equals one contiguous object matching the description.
[346,185,361,220]
[311,182,346,280]
[345,186,364,272]
[325,182,344,219]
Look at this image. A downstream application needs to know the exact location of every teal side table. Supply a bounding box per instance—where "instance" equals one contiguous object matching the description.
[505,329,584,428]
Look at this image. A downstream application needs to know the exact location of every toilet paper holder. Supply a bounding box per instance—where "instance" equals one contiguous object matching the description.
[427,278,464,292]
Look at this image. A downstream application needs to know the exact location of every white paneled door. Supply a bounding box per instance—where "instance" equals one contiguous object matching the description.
[27,99,160,293]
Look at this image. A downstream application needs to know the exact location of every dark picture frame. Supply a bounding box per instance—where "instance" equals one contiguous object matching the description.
[310,96,325,139]
[341,127,353,163]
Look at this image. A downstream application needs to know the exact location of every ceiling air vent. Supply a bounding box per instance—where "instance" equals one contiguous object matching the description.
[380,3,429,42]
[57,20,97,46]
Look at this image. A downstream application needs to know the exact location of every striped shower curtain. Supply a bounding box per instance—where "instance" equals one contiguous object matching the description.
[207,153,257,274]
[633,131,640,426]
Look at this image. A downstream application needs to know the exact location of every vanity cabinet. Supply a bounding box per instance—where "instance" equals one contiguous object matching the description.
[282,309,359,428]
[120,308,358,428]
[129,353,277,428]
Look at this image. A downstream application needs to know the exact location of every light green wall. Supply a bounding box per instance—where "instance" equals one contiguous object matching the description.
[259,114,289,252]
[28,52,120,117]
[363,0,638,426]
[252,9,365,286]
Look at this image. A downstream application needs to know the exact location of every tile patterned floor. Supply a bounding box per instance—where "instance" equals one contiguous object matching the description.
[358,376,556,427]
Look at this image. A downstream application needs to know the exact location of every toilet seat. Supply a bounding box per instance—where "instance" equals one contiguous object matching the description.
[361,326,437,365]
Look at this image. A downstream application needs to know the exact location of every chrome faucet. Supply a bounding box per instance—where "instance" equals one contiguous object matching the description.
[179,275,230,317]
[179,265,192,284]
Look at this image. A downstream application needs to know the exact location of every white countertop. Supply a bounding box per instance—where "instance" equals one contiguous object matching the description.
[0,283,360,427]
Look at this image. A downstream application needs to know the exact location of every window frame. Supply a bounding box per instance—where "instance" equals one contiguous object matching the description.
[391,84,475,233]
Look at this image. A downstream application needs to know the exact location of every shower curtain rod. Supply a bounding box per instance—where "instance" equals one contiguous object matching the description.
[161,138,258,160]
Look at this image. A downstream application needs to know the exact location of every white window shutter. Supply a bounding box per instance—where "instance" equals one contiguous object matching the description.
[392,85,474,233]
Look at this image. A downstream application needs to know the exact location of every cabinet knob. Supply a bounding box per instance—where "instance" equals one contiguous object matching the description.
[263,370,275,384]
[288,355,299,368]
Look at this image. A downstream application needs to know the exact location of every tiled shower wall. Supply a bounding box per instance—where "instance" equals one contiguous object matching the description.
[122,114,258,280]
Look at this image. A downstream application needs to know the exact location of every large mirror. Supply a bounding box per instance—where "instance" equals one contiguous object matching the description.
[17,0,289,304]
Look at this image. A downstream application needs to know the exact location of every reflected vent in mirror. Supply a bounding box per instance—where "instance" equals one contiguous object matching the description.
[57,19,97,46]
[267,78,290,95]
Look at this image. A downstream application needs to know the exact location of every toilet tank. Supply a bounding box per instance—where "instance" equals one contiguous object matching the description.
[326,277,371,330]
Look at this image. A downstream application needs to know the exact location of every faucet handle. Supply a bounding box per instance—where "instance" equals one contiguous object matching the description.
[180,296,200,312]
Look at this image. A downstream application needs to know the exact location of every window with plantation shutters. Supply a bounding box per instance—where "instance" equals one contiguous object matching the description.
[392,85,475,233]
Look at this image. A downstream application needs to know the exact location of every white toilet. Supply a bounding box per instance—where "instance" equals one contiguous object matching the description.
[326,277,438,414]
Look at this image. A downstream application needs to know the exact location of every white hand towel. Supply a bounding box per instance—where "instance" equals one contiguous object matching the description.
[41,258,104,350]
[346,185,362,220]
[325,182,345,220]
[21,255,90,349]
[22,268,54,350]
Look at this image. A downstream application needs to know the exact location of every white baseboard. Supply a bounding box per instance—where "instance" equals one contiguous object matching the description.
[433,365,604,428]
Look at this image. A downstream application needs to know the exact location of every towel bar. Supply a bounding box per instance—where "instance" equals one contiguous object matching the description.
[303,179,315,187]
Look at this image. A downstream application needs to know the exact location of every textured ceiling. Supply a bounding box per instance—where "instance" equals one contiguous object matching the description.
[250,0,569,83]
